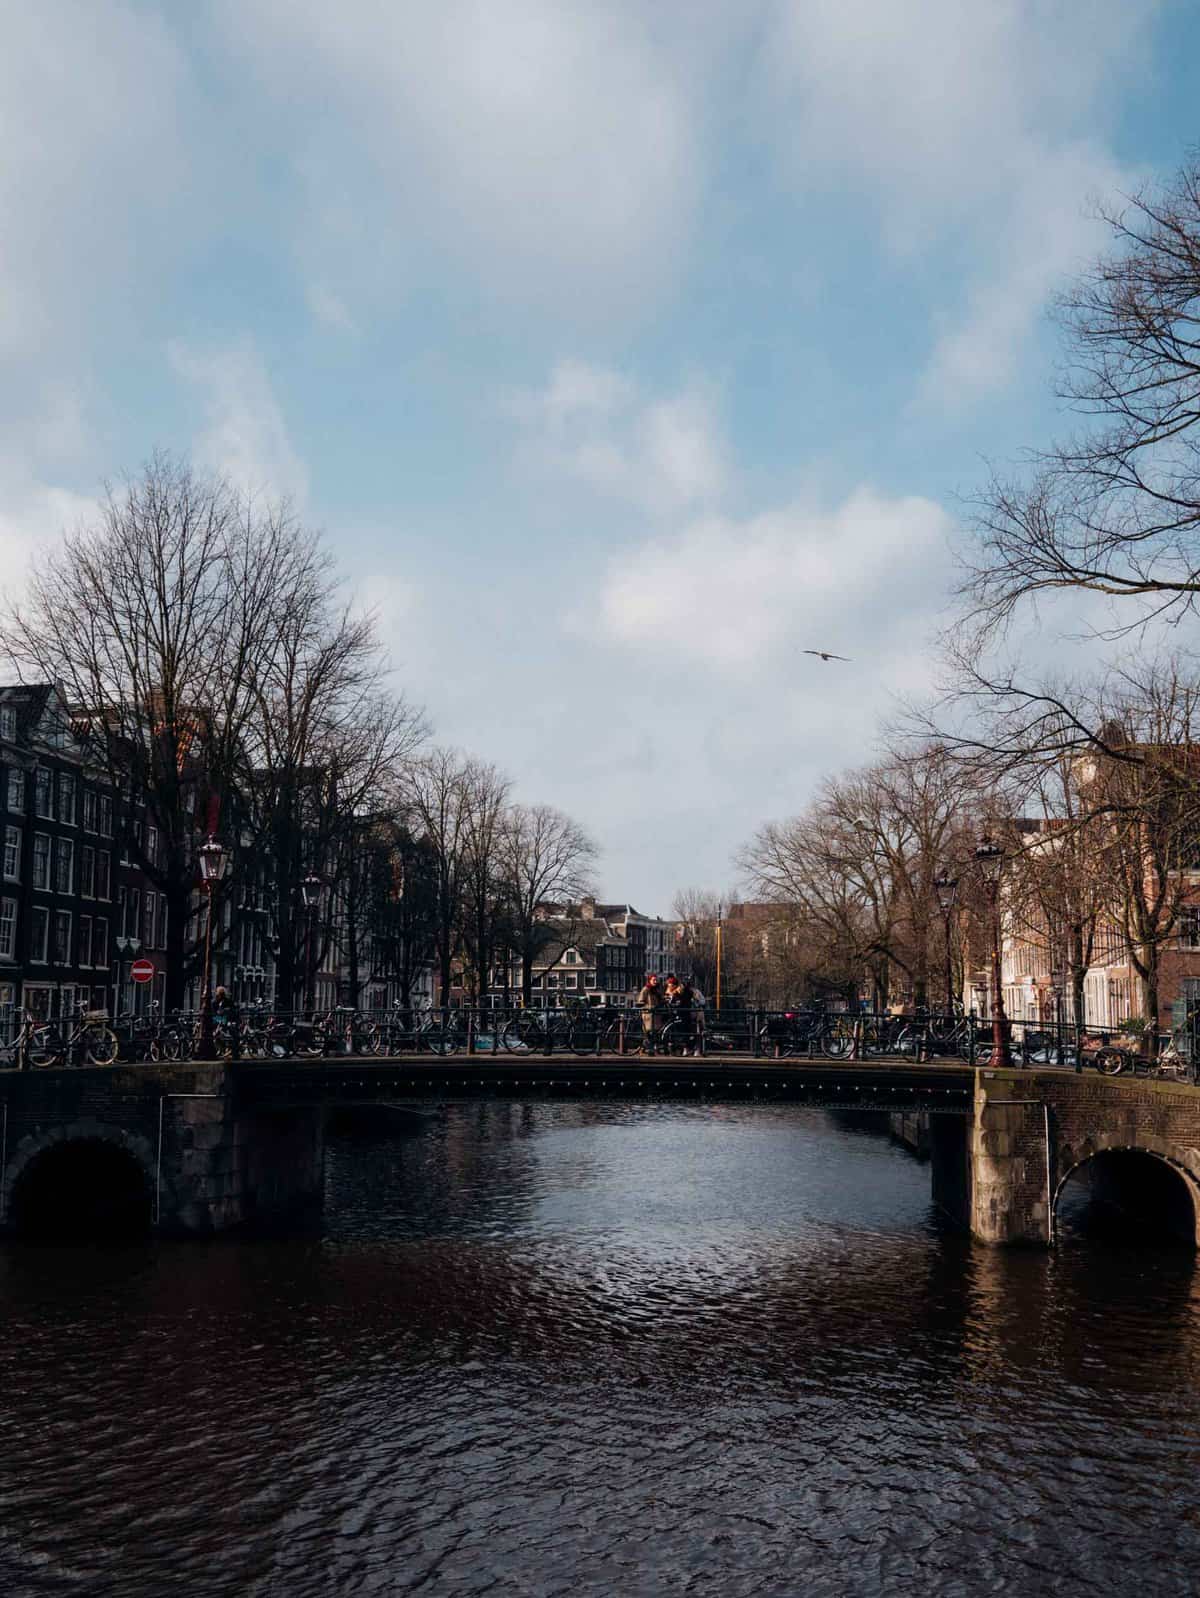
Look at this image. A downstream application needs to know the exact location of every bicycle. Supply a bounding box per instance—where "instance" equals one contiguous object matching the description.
[1098,1030,1196,1083]
[0,1008,60,1069]
[42,1001,120,1068]
[501,1008,574,1055]
[759,1009,825,1059]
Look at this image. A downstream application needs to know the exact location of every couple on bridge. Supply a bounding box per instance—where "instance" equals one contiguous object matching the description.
[636,972,699,1056]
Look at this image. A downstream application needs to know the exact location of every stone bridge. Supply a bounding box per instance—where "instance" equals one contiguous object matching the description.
[0,1058,1197,1245]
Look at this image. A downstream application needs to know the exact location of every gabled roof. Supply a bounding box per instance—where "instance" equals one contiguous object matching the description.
[0,682,57,742]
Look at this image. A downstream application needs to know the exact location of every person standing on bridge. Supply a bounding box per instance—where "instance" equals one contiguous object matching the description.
[637,973,667,1056]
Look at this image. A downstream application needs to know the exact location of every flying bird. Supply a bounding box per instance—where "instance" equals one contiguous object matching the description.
[803,649,851,662]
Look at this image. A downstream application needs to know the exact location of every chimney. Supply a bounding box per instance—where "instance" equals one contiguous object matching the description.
[580,895,596,919]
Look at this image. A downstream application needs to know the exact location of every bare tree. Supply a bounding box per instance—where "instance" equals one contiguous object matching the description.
[236,582,427,1009]
[399,748,475,1007]
[964,157,1200,640]
[498,804,597,1006]
[457,762,512,1003]
[0,454,326,1009]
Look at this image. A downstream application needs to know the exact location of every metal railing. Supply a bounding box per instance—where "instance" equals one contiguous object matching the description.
[1,1000,1196,1079]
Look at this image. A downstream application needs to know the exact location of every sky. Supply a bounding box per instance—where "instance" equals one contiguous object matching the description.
[2,1,1198,916]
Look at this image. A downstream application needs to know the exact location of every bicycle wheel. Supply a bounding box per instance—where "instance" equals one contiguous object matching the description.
[821,1019,855,1059]
[28,1029,61,1068]
[568,1014,604,1056]
[425,1022,461,1057]
[601,1019,627,1055]
[1094,1047,1126,1076]
[501,1015,539,1053]
[84,1027,119,1066]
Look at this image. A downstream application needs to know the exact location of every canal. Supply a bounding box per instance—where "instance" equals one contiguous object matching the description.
[2,1102,1199,1595]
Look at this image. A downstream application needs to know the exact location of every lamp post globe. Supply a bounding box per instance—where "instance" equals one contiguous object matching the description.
[197,834,228,1061]
[974,837,1011,1067]
[301,873,322,1013]
[934,872,959,1014]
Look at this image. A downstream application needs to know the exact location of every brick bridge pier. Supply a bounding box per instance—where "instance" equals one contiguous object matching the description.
[928,1068,1200,1246]
[0,1060,1197,1245]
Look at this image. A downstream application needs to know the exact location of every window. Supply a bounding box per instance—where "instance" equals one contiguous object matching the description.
[6,767,24,812]
[30,905,48,962]
[83,790,98,833]
[99,795,113,836]
[91,918,108,969]
[584,970,596,988]
[116,885,127,940]
[143,892,157,950]
[79,915,92,966]
[0,898,15,960]
[54,837,74,894]
[32,833,49,890]
[95,851,110,900]
[147,825,158,868]
[1180,908,1200,949]
[81,845,95,898]
[564,972,578,988]
[34,768,52,818]
[157,902,167,950]
[0,705,14,741]
[3,826,18,882]
[58,773,75,825]
[53,910,72,965]
[129,889,141,942]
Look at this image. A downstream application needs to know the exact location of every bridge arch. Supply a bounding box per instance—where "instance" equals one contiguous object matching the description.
[1054,1145,1200,1248]
[5,1122,159,1239]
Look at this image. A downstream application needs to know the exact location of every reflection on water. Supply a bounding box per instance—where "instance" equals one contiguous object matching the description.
[2,1103,1200,1596]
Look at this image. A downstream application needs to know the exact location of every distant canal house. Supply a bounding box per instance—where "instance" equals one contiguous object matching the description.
[0,684,163,1025]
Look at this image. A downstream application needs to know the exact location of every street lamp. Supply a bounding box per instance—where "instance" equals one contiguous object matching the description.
[934,872,959,1015]
[974,836,1012,1068]
[197,834,228,1060]
[301,871,322,1014]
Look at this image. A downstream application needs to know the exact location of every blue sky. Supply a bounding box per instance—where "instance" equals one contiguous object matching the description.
[3,1,1199,913]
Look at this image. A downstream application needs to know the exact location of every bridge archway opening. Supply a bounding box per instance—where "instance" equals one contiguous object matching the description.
[10,1138,153,1240]
[1056,1150,1197,1249]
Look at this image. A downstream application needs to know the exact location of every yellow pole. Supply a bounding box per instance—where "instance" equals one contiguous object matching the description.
[715,910,723,1013]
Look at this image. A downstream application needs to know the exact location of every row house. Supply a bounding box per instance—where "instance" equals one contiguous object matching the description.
[0,685,161,1026]
[492,897,684,1009]
[973,812,1200,1035]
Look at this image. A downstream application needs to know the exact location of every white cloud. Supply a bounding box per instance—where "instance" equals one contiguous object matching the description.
[594,487,952,669]
[168,340,310,506]
[218,0,708,320]
[510,361,728,515]
[760,0,1149,407]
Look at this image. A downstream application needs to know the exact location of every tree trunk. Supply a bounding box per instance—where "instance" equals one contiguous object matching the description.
[164,877,191,1011]
[522,951,534,1008]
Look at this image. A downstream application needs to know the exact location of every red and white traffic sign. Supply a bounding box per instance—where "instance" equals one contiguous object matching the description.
[130,958,155,984]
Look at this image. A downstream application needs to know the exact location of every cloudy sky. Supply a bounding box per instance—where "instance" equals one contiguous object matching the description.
[2,2,1197,913]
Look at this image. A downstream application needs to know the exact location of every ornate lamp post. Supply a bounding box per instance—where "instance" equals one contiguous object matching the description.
[934,872,959,1016]
[301,871,322,1014]
[197,834,228,1060]
[974,836,1011,1068]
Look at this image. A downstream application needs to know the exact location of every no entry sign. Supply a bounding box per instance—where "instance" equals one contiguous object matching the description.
[130,958,155,984]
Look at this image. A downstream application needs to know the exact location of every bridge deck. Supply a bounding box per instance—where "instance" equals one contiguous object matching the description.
[229,1054,977,1111]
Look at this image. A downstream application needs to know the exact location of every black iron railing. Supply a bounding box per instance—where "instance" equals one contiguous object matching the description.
[0,1001,1195,1079]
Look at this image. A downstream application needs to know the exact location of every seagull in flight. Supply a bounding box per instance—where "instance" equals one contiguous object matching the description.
[803,649,851,662]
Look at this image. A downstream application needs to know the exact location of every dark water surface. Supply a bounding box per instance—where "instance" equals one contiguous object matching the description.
[3,1102,1200,1596]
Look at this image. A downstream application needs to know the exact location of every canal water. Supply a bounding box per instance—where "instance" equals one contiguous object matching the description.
[2,1102,1199,1596]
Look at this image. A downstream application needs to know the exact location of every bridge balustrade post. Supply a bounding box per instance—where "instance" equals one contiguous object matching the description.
[617,1016,626,1056]
[467,1010,476,1056]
